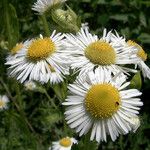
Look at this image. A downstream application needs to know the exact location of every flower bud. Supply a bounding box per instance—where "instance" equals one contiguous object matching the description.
[51,6,80,33]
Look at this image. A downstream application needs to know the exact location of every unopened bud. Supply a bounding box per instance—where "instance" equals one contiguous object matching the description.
[51,6,81,33]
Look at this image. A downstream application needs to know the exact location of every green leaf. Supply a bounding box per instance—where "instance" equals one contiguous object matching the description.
[130,72,142,90]
[138,33,150,44]
[8,4,19,48]
[139,12,147,27]
[110,14,128,22]
[45,111,62,125]
[73,134,98,150]
[97,14,109,25]
[140,1,150,6]
[3,0,19,49]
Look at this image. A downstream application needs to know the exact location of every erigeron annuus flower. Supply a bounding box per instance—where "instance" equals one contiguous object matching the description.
[0,95,9,110]
[63,68,143,143]
[6,31,69,84]
[24,81,37,90]
[110,33,150,79]
[127,40,150,79]
[32,0,67,15]
[49,137,77,150]
[64,27,139,76]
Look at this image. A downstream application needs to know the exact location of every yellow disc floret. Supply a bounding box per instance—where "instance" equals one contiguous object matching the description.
[59,137,72,147]
[137,49,147,61]
[0,100,5,107]
[85,41,116,65]
[127,40,147,61]
[11,43,23,54]
[27,38,56,61]
[85,83,121,119]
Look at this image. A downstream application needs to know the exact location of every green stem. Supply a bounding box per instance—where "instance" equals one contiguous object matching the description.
[52,83,67,103]
[0,78,35,133]
[119,135,124,150]
[0,78,43,147]
[3,0,12,49]
[83,134,97,150]
[41,14,50,36]
[44,89,58,109]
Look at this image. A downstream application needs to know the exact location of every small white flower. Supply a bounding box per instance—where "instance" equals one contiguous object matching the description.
[64,27,139,77]
[49,137,77,150]
[130,116,141,133]
[0,95,9,110]
[63,68,143,143]
[32,0,67,15]
[6,31,69,84]
[24,81,37,90]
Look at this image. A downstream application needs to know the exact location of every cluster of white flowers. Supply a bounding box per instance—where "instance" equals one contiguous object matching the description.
[4,0,149,148]
[6,27,150,84]
[5,26,146,144]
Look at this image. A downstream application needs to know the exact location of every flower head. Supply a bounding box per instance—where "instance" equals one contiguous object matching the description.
[6,31,69,84]
[32,0,67,15]
[63,68,143,142]
[127,40,150,79]
[64,27,139,76]
[50,137,77,150]
[0,95,9,110]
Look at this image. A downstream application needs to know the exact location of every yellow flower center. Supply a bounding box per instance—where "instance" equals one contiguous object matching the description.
[85,83,121,119]
[0,100,5,107]
[11,43,23,54]
[59,137,72,147]
[27,38,56,61]
[85,41,116,65]
[127,40,147,61]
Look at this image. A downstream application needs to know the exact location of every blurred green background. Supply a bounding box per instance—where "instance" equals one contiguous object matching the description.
[0,0,150,149]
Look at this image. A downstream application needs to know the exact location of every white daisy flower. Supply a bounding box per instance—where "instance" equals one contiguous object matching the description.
[0,95,9,110]
[49,137,77,150]
[130,116,141,133]
[127,40,150,79]
[64,27,139,76]
[24,81,37,91]
[63,68,143,143]
[6,31,69,84]
[32,0,67,15]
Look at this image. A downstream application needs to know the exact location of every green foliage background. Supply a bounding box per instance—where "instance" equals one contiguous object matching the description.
[0,0,150,150]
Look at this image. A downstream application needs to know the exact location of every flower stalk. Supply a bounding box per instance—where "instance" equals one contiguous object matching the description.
[41,14,50,36]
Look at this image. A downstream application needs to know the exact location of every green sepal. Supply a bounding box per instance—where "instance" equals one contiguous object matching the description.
[130,72,142,90]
